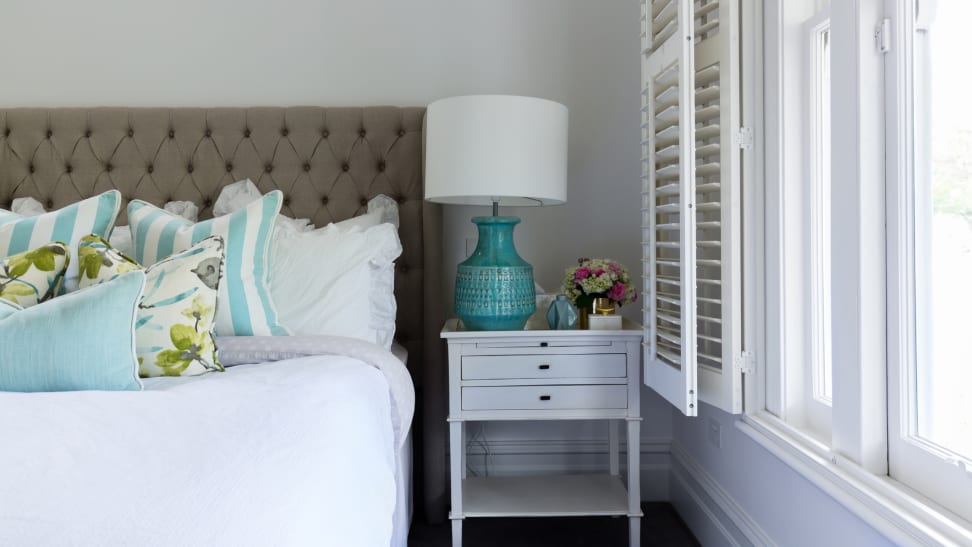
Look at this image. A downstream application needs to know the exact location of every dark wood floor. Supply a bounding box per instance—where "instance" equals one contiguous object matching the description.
[408,503,699,547]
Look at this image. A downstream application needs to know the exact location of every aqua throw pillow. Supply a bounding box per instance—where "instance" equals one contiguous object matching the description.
[0,271,145,392]
[128,191,287,337]
[79,235,225,377]
[0,191,122,293]
[0,242,70,308]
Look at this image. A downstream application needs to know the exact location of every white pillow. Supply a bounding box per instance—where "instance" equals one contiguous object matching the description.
[270,222,402,348]
[10,197,46,217]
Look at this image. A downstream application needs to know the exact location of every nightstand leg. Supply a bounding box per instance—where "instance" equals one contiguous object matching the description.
[449,420,464,547]
[627,418,641,547]
[452,519,463,547]
[609,420,619,476]
[460,422,467,479]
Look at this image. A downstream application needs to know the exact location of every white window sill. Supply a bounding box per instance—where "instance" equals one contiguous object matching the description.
[737,411,972,546]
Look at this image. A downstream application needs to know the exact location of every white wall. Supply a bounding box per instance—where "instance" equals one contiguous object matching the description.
[0,0,673,492]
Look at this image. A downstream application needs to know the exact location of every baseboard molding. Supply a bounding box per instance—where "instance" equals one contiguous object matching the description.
[669,442,774,547]
[461,437,672,501]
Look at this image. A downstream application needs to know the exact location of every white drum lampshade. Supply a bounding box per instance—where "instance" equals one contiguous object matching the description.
[424,95,568,331]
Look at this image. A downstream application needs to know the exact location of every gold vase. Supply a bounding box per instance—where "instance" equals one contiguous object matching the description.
[593,297,616,316]
[578,298,616,329]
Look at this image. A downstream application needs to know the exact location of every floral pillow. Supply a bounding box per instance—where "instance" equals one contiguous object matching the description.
[78,234,226,378]
[0,242,70,308]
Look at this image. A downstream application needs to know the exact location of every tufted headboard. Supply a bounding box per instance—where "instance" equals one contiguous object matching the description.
[0,107,446,519]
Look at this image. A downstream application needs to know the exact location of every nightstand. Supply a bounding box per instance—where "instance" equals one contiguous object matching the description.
[441,318,644,547]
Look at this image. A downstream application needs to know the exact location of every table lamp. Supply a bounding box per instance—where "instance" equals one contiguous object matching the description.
[425,95,568,330]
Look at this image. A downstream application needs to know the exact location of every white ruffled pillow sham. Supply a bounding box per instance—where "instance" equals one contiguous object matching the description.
[211,180,401,348]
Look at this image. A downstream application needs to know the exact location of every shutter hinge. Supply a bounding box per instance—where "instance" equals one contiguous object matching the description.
[876,18,891,54]
[733,350,755,375]
[734,127,753,150]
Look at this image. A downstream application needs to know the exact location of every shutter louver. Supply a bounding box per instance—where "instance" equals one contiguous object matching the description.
[642,0,743,415]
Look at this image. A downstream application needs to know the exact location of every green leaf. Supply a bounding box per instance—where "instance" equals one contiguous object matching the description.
[0,283,35,298]
[25,246,55,272]
[169,324,197,351]
[78,246,103,280]
[154,349,191,375]
[6,256,30,278]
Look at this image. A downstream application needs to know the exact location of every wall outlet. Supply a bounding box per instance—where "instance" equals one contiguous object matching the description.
[707,418,722,448]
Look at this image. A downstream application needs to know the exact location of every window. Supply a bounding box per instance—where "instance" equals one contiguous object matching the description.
[887,0,972,523]
[759,0,972,532]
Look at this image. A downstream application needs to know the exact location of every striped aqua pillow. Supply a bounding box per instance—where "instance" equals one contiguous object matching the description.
[128,190,287,337]
[0,191,122,293]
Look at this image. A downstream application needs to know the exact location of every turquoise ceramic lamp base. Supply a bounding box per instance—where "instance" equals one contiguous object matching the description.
[454,216,536,331]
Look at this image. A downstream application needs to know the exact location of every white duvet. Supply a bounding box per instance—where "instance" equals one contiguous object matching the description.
[0,344,405,547]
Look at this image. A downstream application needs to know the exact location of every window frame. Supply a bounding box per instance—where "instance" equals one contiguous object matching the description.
[749,0,972,541]
[885,0,972,524]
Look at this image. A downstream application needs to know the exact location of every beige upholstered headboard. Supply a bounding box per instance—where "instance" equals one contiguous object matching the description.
[0,107,447,520]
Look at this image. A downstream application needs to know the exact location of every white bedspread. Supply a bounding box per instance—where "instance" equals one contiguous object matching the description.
[0,351,402,547]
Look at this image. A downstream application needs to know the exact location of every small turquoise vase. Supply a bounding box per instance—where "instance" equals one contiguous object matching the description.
[546,294,578,330]
[455,216,536,331]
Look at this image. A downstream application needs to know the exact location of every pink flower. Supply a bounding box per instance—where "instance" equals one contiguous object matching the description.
[608,282,627,301]
[594,268,605,277]
[608,262,621,274]
[574,267,591,281]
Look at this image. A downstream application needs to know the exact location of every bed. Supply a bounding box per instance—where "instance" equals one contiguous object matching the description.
[0,107,445,546]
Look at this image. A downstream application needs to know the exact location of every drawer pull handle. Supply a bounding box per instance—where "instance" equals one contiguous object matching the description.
[540,342,548,347]
[538,364,550,370]
[539,395,551,401]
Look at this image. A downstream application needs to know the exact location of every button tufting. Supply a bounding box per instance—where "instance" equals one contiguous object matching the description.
[168,130,175,139]
[106,163,113,172]
[45,130,52,139]
[282,196,291,206]
[342,163,350,172]
[244,129,251,138]
[265,163,273,173]
[322,129,329,138]
[203,198,213,208]
[127,129,134,138]
[3,128,9,137]
[45,199,54,209]
[397,195,405,204]
[205,129,212,137]
[282,128,289,137]
[147,164,154,174]
[65,164,72,173]
[321,196,329,205]
[225,162,233,172]
[303,163,311,172]
[359,197,368,206]
[359,129,367,138]
[378,161,386,172]
[398,129,406,137]
[28,164,34,173]
[84,129,91,138]
[187,164,194,173]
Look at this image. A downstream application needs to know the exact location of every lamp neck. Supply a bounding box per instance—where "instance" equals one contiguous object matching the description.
[492,200,499,217]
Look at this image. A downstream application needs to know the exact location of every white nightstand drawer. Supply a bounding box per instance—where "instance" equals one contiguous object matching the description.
[462,354,626,380]
[462,385,628,410]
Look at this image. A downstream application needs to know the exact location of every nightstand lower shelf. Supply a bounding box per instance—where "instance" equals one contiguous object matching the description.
[456,474,635,518]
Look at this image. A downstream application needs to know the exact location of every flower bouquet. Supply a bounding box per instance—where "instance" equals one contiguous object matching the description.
[562,258,637,327]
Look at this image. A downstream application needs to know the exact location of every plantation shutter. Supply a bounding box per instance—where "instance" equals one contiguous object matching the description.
[641,0,744,416]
